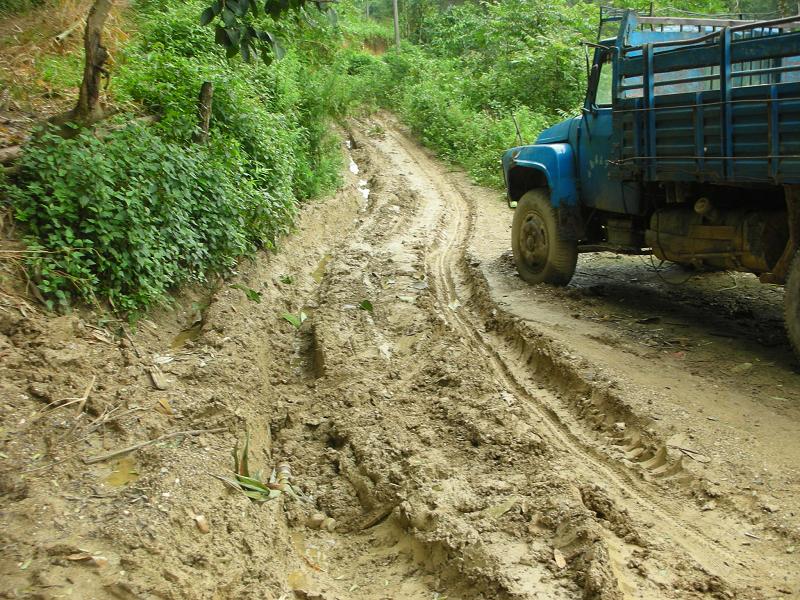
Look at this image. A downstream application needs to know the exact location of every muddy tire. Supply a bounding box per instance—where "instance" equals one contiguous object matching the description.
[785,249,800,360]
[511,189,578,285]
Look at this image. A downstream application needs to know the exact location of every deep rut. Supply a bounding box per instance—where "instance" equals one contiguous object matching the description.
[317,115,797,599]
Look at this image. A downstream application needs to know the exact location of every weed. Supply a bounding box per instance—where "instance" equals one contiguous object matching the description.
[230,284,262,303]
[282,311,307,328]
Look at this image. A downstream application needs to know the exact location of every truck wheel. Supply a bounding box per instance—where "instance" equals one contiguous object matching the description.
[785,249,800,359]
[512,189,577,285]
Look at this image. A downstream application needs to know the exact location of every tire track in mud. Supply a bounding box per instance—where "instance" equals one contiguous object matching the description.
[362,116,797,598]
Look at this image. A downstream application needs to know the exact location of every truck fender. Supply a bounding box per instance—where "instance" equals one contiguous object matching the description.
[503,143,581,240]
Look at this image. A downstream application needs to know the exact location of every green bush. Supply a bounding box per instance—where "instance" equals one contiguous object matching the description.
[6,124,278,313]
[4,0,355,315]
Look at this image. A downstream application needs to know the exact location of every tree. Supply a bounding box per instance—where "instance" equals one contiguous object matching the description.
[65,0,336,126]
[73,0,113,124]
[199,0,336,63]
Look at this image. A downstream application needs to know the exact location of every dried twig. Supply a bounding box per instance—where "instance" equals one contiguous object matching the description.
[37,375,96,416]
[82,427,226,464]
[54,20,83,44]
[122,326,141,358]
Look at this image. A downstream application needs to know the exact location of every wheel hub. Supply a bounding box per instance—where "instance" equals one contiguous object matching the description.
[520,213,549,270]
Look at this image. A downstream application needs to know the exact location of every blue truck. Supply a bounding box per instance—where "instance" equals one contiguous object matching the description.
[502,9,800,357]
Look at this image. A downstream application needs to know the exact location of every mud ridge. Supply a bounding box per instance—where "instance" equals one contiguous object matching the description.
[460,249,688,485]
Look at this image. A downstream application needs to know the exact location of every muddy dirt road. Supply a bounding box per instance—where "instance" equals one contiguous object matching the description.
[1,114,799,600]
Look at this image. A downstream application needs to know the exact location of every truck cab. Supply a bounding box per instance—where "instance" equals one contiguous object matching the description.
[502,9,800,357]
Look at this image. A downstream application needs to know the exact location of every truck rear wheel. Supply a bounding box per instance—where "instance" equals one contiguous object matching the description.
[512,189,577,285]
[785,249,800,359]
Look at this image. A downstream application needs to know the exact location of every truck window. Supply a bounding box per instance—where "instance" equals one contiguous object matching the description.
[596,54,613,106]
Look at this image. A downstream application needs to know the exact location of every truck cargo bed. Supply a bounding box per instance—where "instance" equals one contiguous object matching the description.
[610,16,800,186]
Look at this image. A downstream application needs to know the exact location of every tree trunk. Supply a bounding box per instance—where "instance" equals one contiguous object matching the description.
[73,0,113,124]
[392,0,400,48]
[193,82,214,144]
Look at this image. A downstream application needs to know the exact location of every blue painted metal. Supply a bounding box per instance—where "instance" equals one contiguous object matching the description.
[612,11,800,186]
[502,143,578,207]
[720,27,733,179]
[535,120,574,144]
[503,9,800,212]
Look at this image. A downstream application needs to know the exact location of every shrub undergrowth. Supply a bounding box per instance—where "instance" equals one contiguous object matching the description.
[2,0,372,315]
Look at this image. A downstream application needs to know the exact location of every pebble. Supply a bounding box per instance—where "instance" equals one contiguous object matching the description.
[193,515,209,534]
[306,513,327,530]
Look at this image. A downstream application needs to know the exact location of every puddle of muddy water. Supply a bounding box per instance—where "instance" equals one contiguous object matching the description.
[171,323,202,349]
[104,456,140,487]
[312,255,332,284]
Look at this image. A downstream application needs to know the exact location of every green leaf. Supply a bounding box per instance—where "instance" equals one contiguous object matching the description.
[235,474,270,491]
[221,8,237,27]
[265,0,281,19]
[238,432,250,477]
[279,274,294,284]
[260,47,274,65]
[214,25,229,46]
[359,299,373,312]
[230,283,261,302]
[243,490,269,501]
[282,312,307,328]
[229,0,248,17]
[225,26,241,47]
[200,7,215,26]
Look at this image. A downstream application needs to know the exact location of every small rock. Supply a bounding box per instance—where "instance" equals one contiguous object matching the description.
[147,367,170,390]
[27,383,51,401]
[163,568,181,583]
[701,501,716,512]
[322,517,337,532]
[613,422,626,432]
[731,362,753,374]
[553,548,567,569]
[193,514,209,534]
[306,513,326,530]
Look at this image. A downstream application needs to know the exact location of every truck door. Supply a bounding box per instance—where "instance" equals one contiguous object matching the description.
[578,49,638,214]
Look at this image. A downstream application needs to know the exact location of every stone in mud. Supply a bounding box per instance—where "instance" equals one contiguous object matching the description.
[306,513,327,529]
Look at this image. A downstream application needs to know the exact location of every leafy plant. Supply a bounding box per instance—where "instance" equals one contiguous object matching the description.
[358,299,373,312]
[199,0,337,63]
[282,311,308,328]
[231,283,262,302]
[215,434,281,502]
[5,123,275,313]
[5,0,355,314]
[279,274,294,284]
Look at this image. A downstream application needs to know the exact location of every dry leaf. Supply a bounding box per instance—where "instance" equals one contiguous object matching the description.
[66,553,108,567]
[553,548,566,569]
[155,398,173,416]
[66,552,92,561]
[147,367,169,390]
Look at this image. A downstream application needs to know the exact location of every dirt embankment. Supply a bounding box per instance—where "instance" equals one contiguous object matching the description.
[1,115,799,600]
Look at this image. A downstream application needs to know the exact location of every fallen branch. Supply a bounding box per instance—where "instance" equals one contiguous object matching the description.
[82,427,226,464]
[37,375,96,416]
[55,20,84,44]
